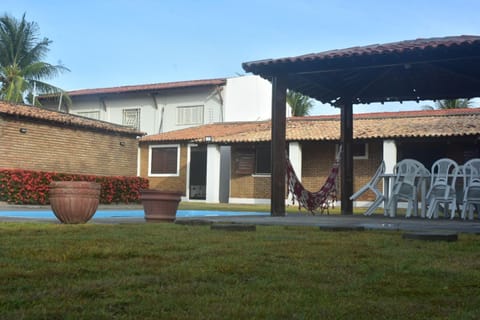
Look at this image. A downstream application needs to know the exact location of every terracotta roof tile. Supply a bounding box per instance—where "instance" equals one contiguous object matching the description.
[140,121,267,143]
[63,78,226,97]
[243,35,480,69]
[140,108,480,143]
[0,101,144,135]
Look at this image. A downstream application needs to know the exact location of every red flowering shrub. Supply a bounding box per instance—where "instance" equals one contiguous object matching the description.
[0,168,149,205]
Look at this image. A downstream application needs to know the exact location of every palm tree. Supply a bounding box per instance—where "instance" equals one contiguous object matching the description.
[0,13,69,105]
[286,90,314,116]
[435,99,473,109]
[422,98,473,110]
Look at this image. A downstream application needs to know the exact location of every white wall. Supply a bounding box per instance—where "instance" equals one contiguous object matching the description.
[51,86,223,135]
[45,75,290,136]
[383,140,397,173]
[103,95,158,135]
[206,144,221,203]
[223,75,273,121]
[158,87,222,133]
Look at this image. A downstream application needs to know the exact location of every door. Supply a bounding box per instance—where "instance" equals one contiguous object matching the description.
[189,146,207,200]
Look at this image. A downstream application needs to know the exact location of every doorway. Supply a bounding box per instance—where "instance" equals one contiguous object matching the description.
[189,146,207,200]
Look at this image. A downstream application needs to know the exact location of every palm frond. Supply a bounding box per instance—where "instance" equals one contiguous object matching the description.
[287,90,314,116]
[435,99,473,109]
[0,13,69,105]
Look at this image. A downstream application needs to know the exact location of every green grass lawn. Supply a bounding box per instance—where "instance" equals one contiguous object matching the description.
[0,222,479,319]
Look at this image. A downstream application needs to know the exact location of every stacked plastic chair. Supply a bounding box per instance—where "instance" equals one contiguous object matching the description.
[426,158,459,219]
[350,161,385,216]
[461,159,480,220]
[387,159,429,218]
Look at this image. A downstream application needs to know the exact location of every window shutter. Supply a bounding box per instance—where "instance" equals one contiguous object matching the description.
[255,144,271,174]
[235,150,255,175]
[151,147,178,174]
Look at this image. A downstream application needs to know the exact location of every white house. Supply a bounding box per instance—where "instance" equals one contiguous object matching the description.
[39,75,285,135]
[138,108,480,206]
[38,75,291,202]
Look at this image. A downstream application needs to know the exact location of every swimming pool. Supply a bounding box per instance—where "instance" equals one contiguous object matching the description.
[0,209,268,220]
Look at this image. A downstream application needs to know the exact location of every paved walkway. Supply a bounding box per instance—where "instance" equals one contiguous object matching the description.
[1,203,479,234]
[173,214,480,234]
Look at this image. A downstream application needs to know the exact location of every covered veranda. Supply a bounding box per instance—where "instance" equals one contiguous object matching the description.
[242,35,480,216]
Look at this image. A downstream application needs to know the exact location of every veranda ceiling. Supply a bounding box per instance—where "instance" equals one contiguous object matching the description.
[243,35,480,105]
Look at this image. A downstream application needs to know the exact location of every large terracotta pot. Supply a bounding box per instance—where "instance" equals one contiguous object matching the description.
[140,189,182,222]
[49,181,101,224]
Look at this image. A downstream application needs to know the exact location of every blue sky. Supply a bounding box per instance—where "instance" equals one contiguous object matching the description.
[3,0,480,115]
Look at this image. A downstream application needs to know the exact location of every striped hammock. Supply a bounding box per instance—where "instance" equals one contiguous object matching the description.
[286,153,341,214]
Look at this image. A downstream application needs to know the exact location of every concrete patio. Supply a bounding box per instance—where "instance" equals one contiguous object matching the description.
[172,213,480,234]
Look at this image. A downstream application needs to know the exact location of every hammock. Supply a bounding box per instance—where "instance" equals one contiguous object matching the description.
[286,150,341,214]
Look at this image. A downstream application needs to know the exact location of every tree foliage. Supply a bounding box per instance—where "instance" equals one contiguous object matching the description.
[422,98,473,110]
[435,99,473,109]
[286,90,314,116]
[0,13,69,105]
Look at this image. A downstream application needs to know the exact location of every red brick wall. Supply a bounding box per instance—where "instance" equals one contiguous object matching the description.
[0,116,138,176]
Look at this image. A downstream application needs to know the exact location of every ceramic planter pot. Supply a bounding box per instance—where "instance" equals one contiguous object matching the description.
[49,181,101,224]
[140,189,182,222]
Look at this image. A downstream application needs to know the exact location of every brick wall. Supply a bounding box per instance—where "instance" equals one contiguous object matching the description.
[300,142,337,192]
[352,141,383,201]
[230,173,271,199]
[230,145,271,199]
[138,141,384,201]
[229,141,384,201]
[301,141,383,201]
[138,143,187,194]
[0,116,138,176]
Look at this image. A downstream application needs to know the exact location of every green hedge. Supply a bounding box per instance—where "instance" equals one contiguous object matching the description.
[0,168,149,205]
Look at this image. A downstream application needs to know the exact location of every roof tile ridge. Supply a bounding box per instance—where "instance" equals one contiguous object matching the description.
[288,107,480,121]
[0,102,143,134]
[66,77,228,95]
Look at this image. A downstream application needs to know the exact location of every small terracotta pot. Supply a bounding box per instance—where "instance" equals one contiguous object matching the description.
[49,181,101,224]
[140,189,182,222]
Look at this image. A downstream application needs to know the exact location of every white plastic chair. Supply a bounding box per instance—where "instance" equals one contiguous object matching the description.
[350,161,385,216]
[387,159,427,218]
[461,159,480,220]
[426,158,459,219]
[455,165,466,214]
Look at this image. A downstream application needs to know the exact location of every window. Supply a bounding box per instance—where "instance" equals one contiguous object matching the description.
[77,111,100,120]
[149,145,180,176]
[353,143,368,159]
[177,105,204,125]
[336,143,368,159]
[255,144,271,174]
[207,108,215,124]
[234,144,271,175]
[123,108,141,130]
[234,150,255,175]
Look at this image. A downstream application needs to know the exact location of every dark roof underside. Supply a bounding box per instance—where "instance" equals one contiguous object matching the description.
[242,35,480,105]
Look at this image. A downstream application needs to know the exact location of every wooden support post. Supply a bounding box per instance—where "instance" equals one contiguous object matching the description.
[340,99,354,215]
[270,76,287,216]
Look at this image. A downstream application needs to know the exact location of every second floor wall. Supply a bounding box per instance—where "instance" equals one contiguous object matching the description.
[42,86,223,135]
[40,75,290,135]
